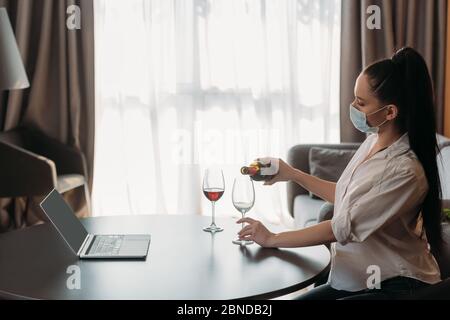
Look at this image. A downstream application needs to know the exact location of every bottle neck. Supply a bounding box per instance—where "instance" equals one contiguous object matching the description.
[241,166,259,175]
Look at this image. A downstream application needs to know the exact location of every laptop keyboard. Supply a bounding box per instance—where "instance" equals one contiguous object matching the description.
[88,235,124,255]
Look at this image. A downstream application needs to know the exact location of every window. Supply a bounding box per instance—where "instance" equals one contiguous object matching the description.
[93,0,341,225]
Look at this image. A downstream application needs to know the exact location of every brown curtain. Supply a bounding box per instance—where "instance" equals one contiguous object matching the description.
[0,0,95,230]
[340,0,447,142]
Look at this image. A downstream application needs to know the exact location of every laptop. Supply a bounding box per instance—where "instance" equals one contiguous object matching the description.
[40,189,151,259]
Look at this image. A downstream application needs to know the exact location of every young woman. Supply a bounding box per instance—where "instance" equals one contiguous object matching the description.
[237,47,443,300]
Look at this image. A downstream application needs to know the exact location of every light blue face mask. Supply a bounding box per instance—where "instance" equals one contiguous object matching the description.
[349,104,390,134]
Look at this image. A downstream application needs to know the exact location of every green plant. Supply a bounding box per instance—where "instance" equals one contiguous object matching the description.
[444,208,450,222]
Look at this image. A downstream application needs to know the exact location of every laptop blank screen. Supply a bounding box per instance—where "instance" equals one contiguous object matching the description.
[40,189,89,254]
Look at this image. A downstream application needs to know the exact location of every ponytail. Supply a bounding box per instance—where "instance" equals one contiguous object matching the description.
[364,47,443,253]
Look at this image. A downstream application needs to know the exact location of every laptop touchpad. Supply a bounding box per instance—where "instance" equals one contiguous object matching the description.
[119,235,151,256]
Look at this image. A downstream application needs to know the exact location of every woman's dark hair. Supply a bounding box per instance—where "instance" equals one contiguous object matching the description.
[363,47,443,253]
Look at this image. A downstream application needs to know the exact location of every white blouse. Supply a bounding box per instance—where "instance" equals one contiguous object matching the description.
[329,132,441,291]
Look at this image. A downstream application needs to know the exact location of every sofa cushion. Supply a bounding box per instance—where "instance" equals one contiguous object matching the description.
[437,134,450,149]
[293,194,326,228]
[308,147,356,199]
[318,202,335,223]
[438,146,450,200]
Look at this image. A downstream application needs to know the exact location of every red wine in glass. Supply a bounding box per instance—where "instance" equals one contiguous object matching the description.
[203,168,225,233]
[203,188,224,202]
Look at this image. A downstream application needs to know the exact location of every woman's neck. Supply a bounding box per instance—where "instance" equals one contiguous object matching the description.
[375,125,404,150]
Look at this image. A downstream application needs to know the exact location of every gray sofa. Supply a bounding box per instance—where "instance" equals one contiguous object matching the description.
[287,134,450,298]
[287,142,360,228]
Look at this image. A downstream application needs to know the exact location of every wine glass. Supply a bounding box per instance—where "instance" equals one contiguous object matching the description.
[232,175,255,245]
[202,168,225,233]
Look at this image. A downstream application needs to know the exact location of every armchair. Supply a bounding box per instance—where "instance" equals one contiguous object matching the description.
[0,126,91,217]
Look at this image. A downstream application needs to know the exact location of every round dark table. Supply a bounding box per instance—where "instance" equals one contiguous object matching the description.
[0,215,330,300]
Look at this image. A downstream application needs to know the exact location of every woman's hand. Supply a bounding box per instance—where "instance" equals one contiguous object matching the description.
[261,158,296,186]
[236,217,276,248]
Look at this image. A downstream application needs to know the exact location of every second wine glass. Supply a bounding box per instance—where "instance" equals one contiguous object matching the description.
[232,175,255,245]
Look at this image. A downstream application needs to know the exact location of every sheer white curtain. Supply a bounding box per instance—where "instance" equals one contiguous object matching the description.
[93,0,341,225]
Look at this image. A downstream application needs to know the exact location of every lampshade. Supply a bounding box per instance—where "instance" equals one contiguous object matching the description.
[0,7,29,90]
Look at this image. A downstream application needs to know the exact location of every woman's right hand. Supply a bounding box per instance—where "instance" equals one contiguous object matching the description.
[259,158,297,186]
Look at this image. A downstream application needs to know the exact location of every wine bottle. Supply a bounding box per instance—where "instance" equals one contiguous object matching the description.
[240,161,277,181]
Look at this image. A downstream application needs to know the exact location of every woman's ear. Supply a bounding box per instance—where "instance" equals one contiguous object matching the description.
[386,104,399,121]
